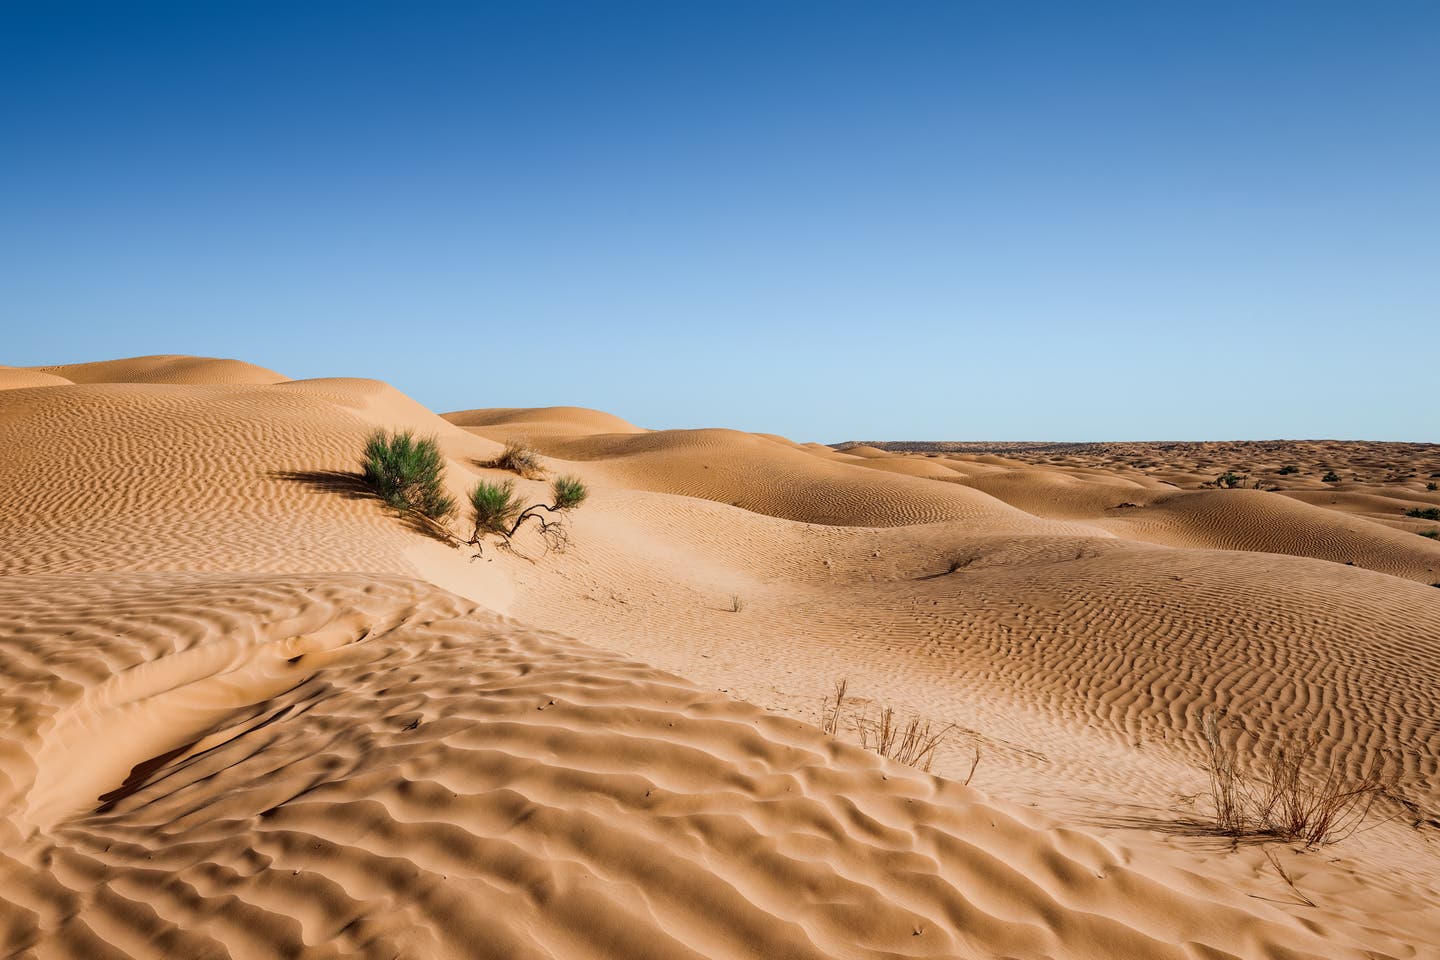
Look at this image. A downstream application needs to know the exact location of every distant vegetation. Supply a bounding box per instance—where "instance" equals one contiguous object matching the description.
[1428,482,1438,491]
[1277,465,1300,475]
[1405,507,1440,521]
[1200,710,1393,846]
[1419,530,1439,540]
[1215,472,1244,489]
[1322,471,1341,483]
[360,430,587,555]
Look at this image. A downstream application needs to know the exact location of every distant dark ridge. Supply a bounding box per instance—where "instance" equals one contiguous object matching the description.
[833,441,1085,455]
[831,440,1440,455]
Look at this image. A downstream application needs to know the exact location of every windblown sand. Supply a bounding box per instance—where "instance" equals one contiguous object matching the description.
[2,356,1438,959]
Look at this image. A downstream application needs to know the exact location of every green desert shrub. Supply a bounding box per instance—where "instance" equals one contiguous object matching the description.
[1419,530,1439,539]
[1321,471,1341,483]
[1277,465,1300,476]
[356,434,589,555]
[466,474,589,548]
[1216,471,1244,489]
[361,429,455,520]
[551,474,589,511]
[1405,507,1440,521]
[1427,482,1438,492]
[468,478,523,536]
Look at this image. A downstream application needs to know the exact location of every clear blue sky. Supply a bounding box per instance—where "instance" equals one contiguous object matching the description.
[3,1,1436,441]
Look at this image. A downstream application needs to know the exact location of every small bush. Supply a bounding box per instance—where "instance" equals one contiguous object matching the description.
[729,594,745,613]
[1321,471,1341,483]
[1427,482,1438,492]
[489,438,546,479]
[361,430,455,520]
[1405,506,1440,520]
[1277,465,1300,476]
[1216,472,1244,489]
[468,479,523,536]
[552,475,589,511]
[1420,530,1439,540]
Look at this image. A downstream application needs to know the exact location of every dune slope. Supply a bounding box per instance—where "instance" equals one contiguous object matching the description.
[0,574,1394,960]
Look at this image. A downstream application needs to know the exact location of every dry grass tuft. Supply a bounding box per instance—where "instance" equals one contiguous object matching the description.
[820,678,976,778]
[858,707,953,772]
[820,678,848,735]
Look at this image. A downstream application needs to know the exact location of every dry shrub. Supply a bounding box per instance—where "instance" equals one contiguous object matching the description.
[1200,709,1394,846]
[1201,710,1247,834]
[490,438,546,479]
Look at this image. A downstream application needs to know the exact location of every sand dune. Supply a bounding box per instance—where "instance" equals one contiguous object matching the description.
[2,359,1438,958]
[0,367,71,391]
[30,354,289,386]
[445,424,1092,530]
[0,575,1410,960]
[827,450,1440,583]
[447,404,647,438]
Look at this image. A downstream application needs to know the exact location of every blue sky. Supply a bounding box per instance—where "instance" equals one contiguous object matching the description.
[3,1,1436,441]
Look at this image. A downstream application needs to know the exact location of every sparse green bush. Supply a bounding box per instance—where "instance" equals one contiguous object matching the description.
[1322,471,1341,483]
[468,478,523,536]
[1216,472,1244,489]
[1419,530,1439,540]
[361,430,456,520]
[1277,465,1300,476]
[1405,507,1440,520]
[551,475,589,511]
[1427,482,1438,492]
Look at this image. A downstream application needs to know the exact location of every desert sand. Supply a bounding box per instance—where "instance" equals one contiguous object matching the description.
[2,355,1438,959]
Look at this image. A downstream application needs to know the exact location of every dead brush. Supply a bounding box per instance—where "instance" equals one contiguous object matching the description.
[1199,709,1396,846]
[1262,734,1392,846]
[488,438,547,479]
